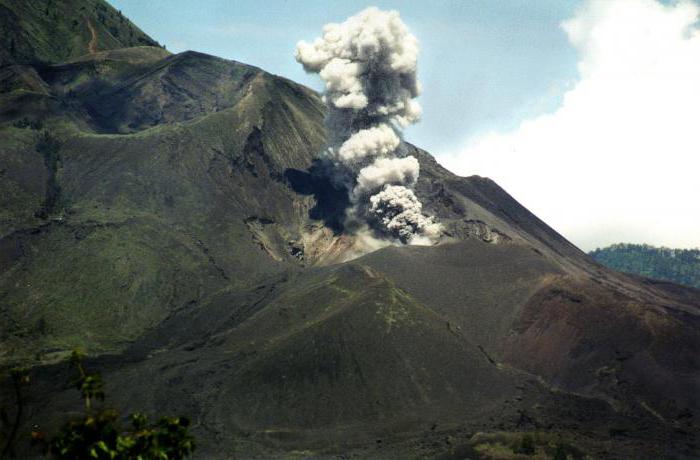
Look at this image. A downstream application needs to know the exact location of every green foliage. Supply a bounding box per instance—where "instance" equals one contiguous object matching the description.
[0,0,159,65]
[70,350,104,411]
[590,243,700,289]
[49,411,194,460]
[44,350,195,459]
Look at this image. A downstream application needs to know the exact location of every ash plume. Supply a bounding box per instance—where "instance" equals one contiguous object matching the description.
[296,7,441,244]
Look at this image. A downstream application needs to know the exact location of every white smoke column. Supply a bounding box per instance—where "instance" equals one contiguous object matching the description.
[296,7,440,244]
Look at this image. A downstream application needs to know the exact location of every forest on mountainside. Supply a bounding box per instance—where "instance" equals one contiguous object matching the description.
[590,243,700,289]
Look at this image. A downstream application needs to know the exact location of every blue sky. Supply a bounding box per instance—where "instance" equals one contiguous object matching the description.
[109,0,580,153]
[109,0,700,250]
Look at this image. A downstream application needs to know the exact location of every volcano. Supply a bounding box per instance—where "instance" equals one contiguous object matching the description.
[0,1,698,458]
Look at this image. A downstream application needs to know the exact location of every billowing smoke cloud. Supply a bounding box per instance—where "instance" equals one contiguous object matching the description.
[296,7,440,244]
[369,185,440,244]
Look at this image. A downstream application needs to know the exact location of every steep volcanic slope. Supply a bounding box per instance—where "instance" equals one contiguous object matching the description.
[0,4,699,458]
[1,48,330,362]
[361,241,700,423]
[0,0,159,66]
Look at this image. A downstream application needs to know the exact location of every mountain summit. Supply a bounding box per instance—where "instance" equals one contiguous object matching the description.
[0,2,698,458]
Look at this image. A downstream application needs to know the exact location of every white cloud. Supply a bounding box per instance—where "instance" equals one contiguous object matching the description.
[441,0,700,250]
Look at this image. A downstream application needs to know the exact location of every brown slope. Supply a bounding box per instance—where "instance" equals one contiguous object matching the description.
[358,239,700,425]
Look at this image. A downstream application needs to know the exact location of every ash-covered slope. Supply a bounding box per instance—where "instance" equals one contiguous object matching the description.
[1,4,699,458]
[1,46,326,361]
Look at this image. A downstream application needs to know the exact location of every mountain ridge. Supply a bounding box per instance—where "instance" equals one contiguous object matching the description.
[0,0,160,66]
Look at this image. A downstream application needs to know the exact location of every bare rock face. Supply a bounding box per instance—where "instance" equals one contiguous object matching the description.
[0,3,698,458]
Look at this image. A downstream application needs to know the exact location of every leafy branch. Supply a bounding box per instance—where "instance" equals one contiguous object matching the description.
[31,350,196,459]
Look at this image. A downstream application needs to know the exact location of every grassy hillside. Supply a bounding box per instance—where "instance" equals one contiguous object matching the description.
[0,0,159,65]
[0,53,326,363]
[591,243,700,289]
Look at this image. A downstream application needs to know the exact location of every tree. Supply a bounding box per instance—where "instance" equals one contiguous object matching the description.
[590,243,700,289]
[35,350,195,459]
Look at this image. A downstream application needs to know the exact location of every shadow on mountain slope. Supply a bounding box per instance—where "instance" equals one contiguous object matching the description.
[284,159,350,234]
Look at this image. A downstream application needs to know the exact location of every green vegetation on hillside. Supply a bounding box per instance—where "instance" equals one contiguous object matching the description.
[0,51,325,364]
[590,243,700,288]
[0,351,195,459]
[45,351,194,460]
[0,0,160,65]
